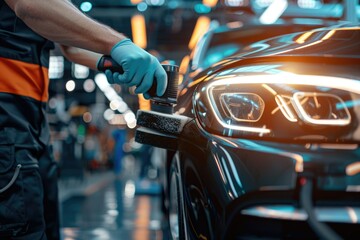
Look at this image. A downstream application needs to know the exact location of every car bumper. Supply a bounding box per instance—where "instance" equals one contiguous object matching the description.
[205,136,360,239]
[220,188,360,239]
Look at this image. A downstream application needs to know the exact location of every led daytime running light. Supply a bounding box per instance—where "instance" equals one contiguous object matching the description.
[204,74,357,133]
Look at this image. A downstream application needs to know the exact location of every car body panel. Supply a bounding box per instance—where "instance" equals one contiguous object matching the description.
[179,20,343,90]
[176,118,360,238]
[176,25,360,239]
[136,25,360,239]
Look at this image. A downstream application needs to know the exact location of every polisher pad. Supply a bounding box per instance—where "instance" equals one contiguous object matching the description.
[136,110,191,135]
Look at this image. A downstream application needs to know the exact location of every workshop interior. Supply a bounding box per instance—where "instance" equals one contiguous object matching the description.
[2,0,360,239]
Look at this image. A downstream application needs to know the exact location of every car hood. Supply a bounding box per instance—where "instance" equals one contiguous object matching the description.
[234,24,360,58]
[206,25,360,73]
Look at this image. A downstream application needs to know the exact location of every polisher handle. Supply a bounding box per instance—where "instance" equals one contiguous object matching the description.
[98,56,179,106]
[97,55,124,73]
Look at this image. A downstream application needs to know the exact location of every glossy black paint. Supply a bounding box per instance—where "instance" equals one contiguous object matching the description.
[176,126,360,238]
[179,20,340,91]
[138,25,360,239]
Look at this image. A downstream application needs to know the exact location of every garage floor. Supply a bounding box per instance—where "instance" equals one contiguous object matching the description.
[59,157,170,240]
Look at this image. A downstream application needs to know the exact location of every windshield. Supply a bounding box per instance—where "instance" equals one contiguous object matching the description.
[198,23,326,69]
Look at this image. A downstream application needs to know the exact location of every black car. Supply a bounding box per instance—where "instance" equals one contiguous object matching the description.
[179,19,339,90]
[136,25,360,240]
[181,20,334,77]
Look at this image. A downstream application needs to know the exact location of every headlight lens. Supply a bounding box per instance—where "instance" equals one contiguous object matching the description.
[219,93,265,122]
[292,92,351,126]
[194,74,360,142]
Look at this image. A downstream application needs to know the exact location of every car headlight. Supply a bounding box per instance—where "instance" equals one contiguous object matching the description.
[220,93,265,122]
[194,74,360,142]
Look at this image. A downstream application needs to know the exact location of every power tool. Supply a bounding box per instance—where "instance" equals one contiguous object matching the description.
[98,55,186,150]
[98,55,179,113]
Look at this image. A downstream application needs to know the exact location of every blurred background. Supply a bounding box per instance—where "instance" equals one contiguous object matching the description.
[48,0,359,239]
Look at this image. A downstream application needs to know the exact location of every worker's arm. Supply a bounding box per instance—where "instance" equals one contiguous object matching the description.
[5,0,168,96]
[5,0,124,55]
[59,45,101,70]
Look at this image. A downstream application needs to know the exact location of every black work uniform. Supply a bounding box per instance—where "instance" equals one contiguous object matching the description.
[0,1,60,240]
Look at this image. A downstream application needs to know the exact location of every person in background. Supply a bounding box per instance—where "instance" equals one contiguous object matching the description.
[84,125,101,171]
[112,126,127,175]
[0,0,167,239]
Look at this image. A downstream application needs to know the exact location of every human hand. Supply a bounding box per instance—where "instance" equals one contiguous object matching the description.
[110,39,167,96]
[105,70,151,99]
[104,69,116,84]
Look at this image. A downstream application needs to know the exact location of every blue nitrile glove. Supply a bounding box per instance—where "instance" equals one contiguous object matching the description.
[110,39,167,96]
[104,69,122,85]
[104,69,114,84]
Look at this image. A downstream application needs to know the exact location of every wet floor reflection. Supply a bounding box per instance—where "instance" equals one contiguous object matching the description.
[61,177,169,240]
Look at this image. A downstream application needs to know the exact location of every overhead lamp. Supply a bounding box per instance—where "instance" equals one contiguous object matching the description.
[66,80,76,92]
[259,0,288,24]
[297,0,322,9]
[49,56,64,79]
[224,0,247,7]
[73,63,89,79]
[203,0,218,7]
[83,112,92,123]
[131,0,142,4]
[188,16,211,49]
[83,79,96,93]
[103,108,115,121]
[146,0,165,6]
[137,2,148,12]
[131,14,147,49]
[80,2,92,12]
[194,4,212,14]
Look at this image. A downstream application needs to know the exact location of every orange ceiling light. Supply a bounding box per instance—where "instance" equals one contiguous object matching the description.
[188,16,211,50]
[203,0,218,7]
[131,0,142,4]
[346,162,360,176]
[131,14,147,49]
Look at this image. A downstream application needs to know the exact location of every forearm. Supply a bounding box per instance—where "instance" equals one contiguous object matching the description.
[5,0,125,54]
[59,45,102,70]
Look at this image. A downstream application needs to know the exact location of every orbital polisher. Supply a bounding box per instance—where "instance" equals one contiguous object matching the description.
[98,56,189,150]
[98,55,179,113]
